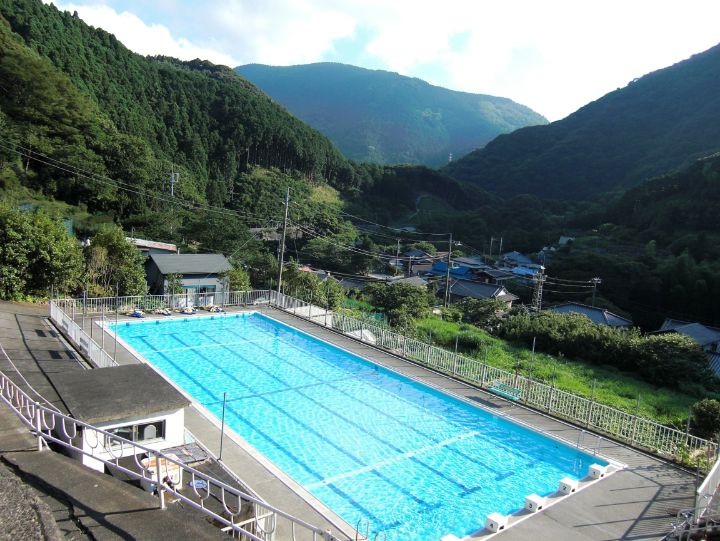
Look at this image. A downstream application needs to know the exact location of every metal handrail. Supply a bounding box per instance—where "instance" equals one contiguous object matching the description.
[52,290,718,464]
[268,290,718,466]
[0,367,344,541]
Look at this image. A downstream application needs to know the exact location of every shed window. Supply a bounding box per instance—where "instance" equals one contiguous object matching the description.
[105,420,166,448]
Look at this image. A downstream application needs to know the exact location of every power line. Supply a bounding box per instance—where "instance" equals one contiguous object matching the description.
[0,138,285,224]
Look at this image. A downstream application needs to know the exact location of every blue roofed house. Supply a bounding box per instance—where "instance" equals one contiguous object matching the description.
[547,302,633,328]
[146,253,232,304]
[656,319,720,376]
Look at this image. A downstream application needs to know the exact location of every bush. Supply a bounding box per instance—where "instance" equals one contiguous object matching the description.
[692,399,720,439]
[496,311,713,391]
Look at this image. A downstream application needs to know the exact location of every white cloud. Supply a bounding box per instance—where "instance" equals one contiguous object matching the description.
[51,2,239,66]
[50,0,720,120]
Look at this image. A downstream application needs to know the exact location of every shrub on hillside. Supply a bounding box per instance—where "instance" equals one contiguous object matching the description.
[496,311,713,391]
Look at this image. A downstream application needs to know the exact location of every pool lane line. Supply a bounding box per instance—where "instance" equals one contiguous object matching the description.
[164,332,436,510]
[203,330,480,493]
[222,324,566,480]
[134,335,385,527]
[303,430,481,490]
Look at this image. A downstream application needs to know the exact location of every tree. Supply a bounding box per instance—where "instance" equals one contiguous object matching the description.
[458,298,507,329]
[165,273,183,295]
[220,265,250,292]
[692,399,720,439]
[282,262,345,309]
[364,282,433,329]
[85,226,147,296]
[0,205,83,299]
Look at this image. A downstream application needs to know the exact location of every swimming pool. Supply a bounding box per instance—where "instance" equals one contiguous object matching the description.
[113,312,607,541]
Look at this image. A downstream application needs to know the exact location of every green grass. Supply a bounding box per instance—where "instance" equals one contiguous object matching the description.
[415,317,696,426]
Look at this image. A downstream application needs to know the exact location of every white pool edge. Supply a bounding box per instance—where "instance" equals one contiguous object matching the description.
[104,310,626,540]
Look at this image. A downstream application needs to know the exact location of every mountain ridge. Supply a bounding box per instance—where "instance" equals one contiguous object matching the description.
[235,62,547,167]
[444,42,720,199]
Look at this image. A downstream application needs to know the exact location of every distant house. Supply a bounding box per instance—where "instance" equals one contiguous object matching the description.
[389,275,428,288]
[403,248,432,261]
[443,280,518,307]
[501,251,534,267]
[146,253,231,299]
[429,260,475,280]
[451,256,487,269]
[547,302,633,328]
[126,237,178,256]
[655,319,720,376]
[338,277,371,292]
[558,236,575,246]
[475,268,516,285]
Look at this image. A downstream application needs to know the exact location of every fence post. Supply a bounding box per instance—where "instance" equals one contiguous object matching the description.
[587,379,596,427]
[155,453,166,509]
[631,396,640,443]
[35,402,43,451]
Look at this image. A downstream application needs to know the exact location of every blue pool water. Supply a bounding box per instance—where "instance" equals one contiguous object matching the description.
[113,312,606,541]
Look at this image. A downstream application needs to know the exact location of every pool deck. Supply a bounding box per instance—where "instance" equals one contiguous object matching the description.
[75,306,695,540]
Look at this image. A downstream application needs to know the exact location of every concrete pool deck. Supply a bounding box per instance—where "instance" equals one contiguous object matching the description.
[69,306,696,539]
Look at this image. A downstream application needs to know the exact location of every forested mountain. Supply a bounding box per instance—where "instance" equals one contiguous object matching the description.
[444,42,720,199]
[235,63,547,167]
[607,152,720,260]
[0,0,377,218]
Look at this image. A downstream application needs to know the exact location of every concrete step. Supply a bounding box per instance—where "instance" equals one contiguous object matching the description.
[3,449,227,541]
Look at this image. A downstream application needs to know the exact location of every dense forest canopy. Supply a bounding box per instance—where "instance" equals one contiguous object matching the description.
[1,0,719,331]
[236,62,547,167]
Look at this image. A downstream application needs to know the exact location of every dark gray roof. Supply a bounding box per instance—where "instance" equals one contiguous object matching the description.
[667,323,720,347]
[709,353,720,378]
[404,249,430,259]
[479,269,515,279]
[446,280,519,301]
[548,302,633,327]
[149,253,231,275]
[451,257,487,269]
[47,364,189,424]
[389,276,428,287]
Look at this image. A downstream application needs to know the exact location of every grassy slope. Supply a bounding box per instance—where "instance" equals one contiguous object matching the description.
[415,317,694,426]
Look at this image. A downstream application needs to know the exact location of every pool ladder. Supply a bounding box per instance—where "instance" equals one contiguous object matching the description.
[356,518,386,541]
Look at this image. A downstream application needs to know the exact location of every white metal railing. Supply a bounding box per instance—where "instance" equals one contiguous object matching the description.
[269,291,718,467]
[696,455,720,514]
[50,290,718,466]
[0,368,344,541]
[49,299,116,368]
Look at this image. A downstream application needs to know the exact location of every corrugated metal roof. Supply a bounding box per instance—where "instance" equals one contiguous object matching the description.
[149,253,231,275]
[671,323,720,347]
[446,280,519,301]
[548,302,633,327]
[709,353,720,378]
[126,237,177,252]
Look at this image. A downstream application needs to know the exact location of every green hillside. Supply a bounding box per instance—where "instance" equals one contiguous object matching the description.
[235,62,547,167]
[0,0,358,216]
[444,43,720,199]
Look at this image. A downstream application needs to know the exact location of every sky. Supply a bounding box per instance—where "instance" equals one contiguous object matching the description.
[47,0,720,121]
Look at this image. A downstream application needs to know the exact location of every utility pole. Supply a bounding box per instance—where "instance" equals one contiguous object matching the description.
[395,239,401,276]
[444,233,453,307]
[591,277,602,306]
[276,187,290,296]
[498,237,503,257]
[532,266,546,312]
[489,237,495,258]
[169,165,179,197]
